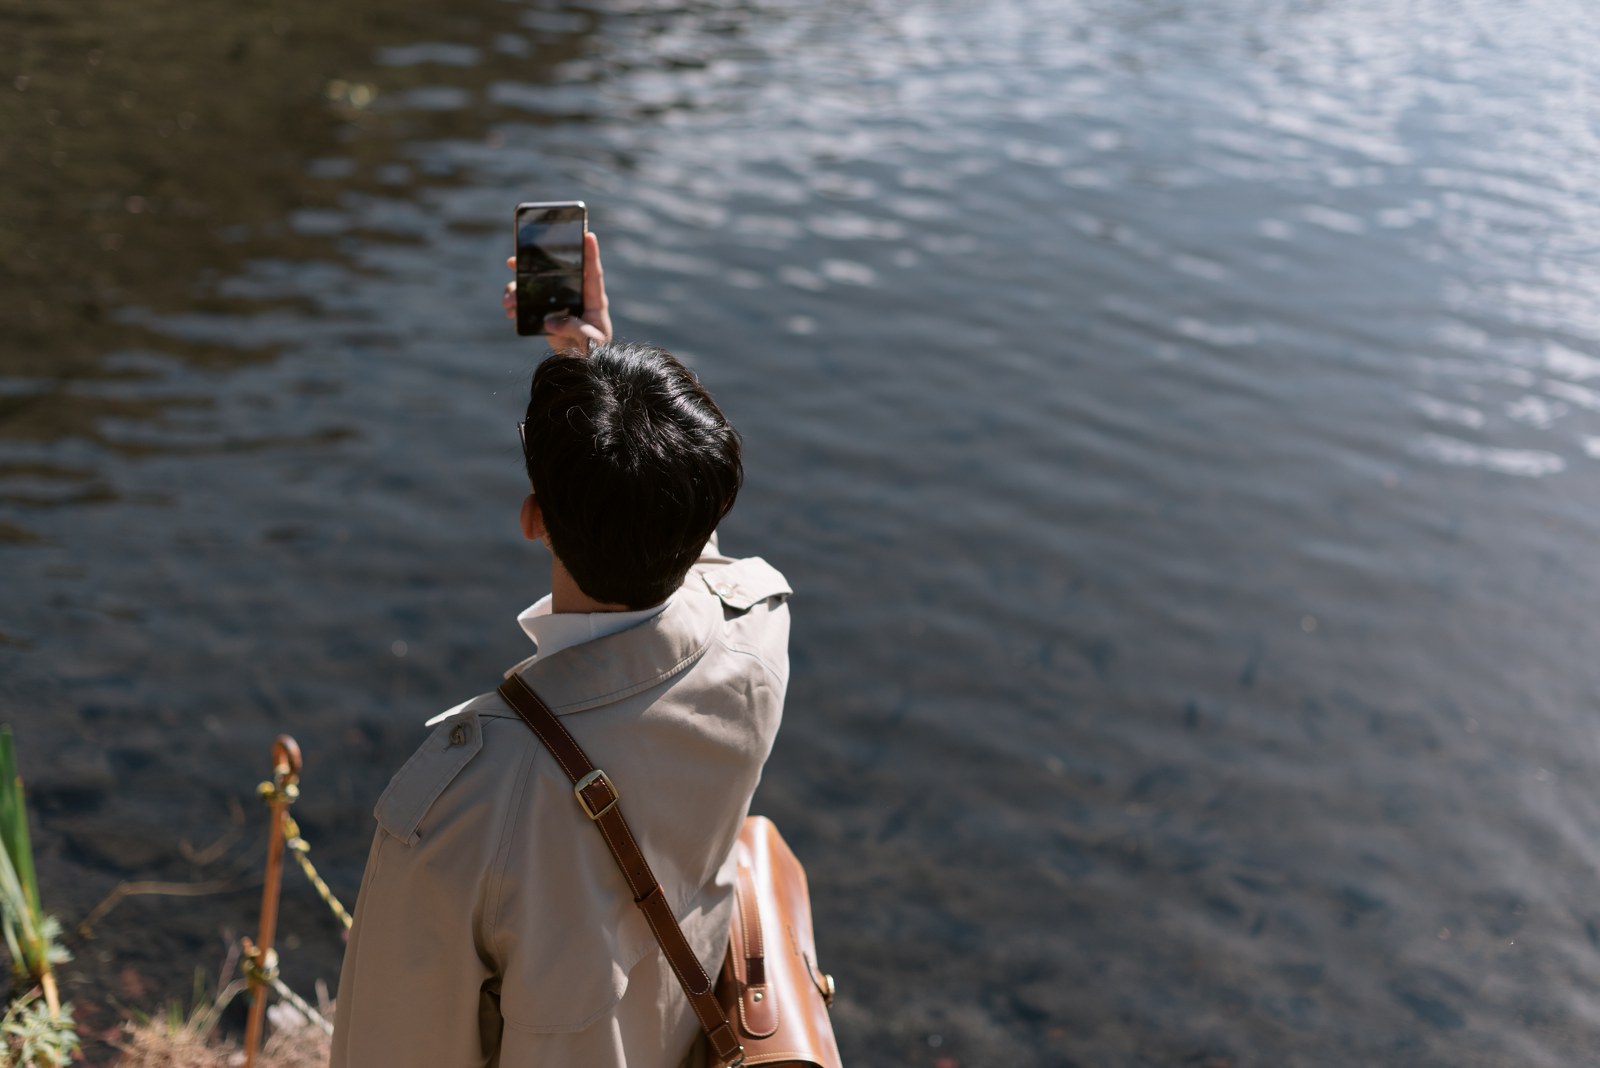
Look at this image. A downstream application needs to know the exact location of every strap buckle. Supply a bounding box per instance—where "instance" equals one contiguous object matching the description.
[708,1021,744,1067]
[573,768,620,820]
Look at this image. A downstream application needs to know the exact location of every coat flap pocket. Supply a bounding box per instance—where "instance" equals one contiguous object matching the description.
[374,714,484,845]
[701,557,792,611]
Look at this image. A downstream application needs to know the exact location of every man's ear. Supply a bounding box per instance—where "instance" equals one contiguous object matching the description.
[519,493,547,542]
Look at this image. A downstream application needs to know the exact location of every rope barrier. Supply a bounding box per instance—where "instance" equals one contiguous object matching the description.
[237,735,356,1062]
[241,946,280,986]
[266,973,335,1038]
[283,815,354,931]
[238,736,349,1062]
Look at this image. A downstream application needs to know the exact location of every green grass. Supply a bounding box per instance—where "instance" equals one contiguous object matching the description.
[0,727,77,1066]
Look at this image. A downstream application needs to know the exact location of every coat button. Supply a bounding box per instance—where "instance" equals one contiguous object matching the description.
[449,724,467,747]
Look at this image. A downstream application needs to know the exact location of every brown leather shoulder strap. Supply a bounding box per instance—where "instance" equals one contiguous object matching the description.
[496,673,745,1068]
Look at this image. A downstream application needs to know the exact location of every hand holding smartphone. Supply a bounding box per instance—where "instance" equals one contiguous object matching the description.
[506,202,612,352]
[514,200,588,336]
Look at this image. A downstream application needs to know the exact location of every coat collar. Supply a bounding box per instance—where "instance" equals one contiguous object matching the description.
[500,578,722,715]
[515,593,668,663]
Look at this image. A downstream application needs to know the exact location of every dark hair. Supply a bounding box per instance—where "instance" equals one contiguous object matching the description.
[522,341,742,609]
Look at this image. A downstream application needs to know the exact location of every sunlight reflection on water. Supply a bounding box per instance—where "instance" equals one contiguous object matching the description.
[3,0,1600,1063]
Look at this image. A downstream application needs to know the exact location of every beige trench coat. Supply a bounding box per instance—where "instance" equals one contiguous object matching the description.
[331,547,791,1067]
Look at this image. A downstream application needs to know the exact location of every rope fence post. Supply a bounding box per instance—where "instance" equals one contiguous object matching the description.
[242,735,301,1068]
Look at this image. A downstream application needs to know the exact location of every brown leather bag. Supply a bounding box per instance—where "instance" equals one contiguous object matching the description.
[717,816,841,1067]
[498,674,842,1068]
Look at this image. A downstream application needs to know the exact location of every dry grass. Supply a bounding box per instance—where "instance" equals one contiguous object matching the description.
[114,1002,330,1068]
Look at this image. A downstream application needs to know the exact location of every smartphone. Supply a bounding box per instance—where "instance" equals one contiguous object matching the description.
[514,200,587,336]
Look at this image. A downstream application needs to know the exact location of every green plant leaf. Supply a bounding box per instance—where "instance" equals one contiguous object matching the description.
[0,730,41,927]
[0,824,43,979]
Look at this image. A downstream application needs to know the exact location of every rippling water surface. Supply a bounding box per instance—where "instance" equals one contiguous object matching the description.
[5,0,1600,1063]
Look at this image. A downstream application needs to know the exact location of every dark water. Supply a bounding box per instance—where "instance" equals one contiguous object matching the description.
[6,0,1600,1063]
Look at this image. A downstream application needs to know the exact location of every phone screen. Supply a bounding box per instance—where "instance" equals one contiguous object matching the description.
[515,202,586,335]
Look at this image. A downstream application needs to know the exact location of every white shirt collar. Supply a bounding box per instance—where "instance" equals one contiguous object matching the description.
[425,593,670,726]
[514,592,670,660]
